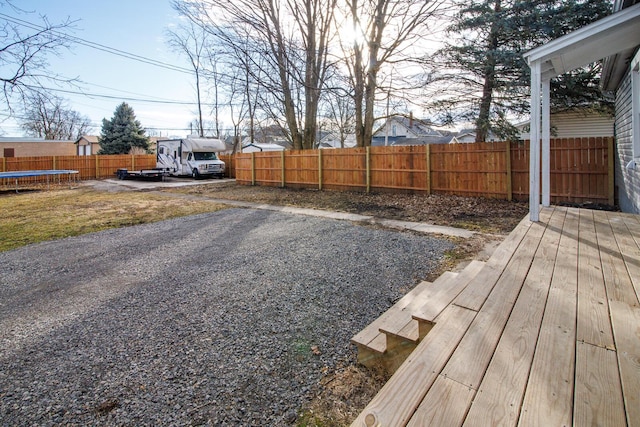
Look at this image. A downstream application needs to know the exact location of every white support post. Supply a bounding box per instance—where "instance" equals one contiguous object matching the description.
[529,61,541,222]
[541,78,551,207]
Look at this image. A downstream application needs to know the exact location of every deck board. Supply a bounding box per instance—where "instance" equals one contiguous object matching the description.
[607,212,640,305]
[593,210,638,306]
[518,207,579,427]
[461,207,565,426]
[453,215,533,311]
[407,376,475,427]
[576,209,615,349]
[574,341,626,426]
[609,301,640,427]
[439,218,549,389]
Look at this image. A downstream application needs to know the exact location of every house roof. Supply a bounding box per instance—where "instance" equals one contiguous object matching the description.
[77,135,99,144]
[523,3,640,81]
[373,116,442,138]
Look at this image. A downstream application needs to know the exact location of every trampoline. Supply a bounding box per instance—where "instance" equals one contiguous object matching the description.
[0,169,79,192]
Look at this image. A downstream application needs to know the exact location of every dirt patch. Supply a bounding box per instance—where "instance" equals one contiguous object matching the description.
[299,364,389,427]
[167,182,529,234]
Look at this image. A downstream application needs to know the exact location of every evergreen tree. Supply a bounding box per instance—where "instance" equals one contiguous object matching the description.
[429,0,611,141]
[98,103,150,154]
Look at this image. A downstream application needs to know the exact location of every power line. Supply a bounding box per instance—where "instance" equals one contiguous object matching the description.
[24,84,199,105]
[0,12,194,75]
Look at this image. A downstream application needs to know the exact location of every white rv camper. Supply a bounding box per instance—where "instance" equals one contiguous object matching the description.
[157,138,226,179]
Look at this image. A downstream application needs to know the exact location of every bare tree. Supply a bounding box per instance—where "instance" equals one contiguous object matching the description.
[322,83,355,148]
[0,2,76,114]
[20,92,92,140]
[342,0,444,147]
[167,20,210,137]
[173,0,337,149]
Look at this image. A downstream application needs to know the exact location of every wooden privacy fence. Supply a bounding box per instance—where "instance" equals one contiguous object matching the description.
[234,137,615,205]
[0,154,237,188]
[0,154,158,187]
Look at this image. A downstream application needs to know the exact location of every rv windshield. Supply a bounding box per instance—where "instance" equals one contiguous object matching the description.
[193,152,218,161]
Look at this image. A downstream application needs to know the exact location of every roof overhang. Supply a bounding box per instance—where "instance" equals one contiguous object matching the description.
[523,3,640,81]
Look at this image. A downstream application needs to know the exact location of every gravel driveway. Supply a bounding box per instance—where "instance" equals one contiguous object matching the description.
[0,208,453,426]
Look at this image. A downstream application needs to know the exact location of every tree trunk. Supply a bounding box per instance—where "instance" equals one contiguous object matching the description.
[475,0,501,143]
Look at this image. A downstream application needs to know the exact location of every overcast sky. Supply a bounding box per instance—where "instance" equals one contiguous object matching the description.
[1,0,199,138]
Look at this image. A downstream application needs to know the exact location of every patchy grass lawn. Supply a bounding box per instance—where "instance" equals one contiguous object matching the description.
[0,188,228,252]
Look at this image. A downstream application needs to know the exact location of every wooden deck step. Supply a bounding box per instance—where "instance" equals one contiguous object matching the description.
[350,305,477,427]
[351,279,434,355]
[375,271,459,344]
[381,260,486,343]
[412,260,486,324]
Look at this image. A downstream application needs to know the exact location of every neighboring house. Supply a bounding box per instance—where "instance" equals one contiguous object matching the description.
[0,137,76,157]
[450,129,501,143]
[241,142,286,153]
[317,132,357,149]
[524,0,640,219]
[76,135,160,155]
[516,109,614,139]
[372,115,453,146]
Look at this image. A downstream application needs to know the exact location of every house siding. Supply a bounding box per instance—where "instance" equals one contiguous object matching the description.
[551,111,614,137]
[0,141,76,157]
[614,71,640,213]
[518,111,614,139]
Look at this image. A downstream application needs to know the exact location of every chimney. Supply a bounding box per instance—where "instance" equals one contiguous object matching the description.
[409,111,413,128]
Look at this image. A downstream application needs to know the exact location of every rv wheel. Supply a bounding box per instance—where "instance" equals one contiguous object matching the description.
[192,169,200,179]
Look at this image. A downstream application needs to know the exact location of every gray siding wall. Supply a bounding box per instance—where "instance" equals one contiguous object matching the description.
[551,112,614,137]
[614,71,640,213]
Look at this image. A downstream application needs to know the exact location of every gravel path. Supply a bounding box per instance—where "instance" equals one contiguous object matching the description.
[0,208,454,426]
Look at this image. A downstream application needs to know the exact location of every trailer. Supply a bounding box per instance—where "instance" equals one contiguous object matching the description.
[115,168,167,181]
[156,137,226,179]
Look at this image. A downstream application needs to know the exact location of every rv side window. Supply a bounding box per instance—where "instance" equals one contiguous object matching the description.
[159,147,164,155]
[187,152,193,161]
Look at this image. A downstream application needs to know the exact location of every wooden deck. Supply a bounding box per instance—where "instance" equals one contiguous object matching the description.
[352,206,640,427]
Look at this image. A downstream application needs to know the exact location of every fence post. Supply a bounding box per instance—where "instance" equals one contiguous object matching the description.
[95,155,99,179]
[1,156,5,172]
[52,156,57,170]
[132,154,135,170]
[506,141,513,201]
[366,146,371,193]
[318,149,323,190]
[281,150,285,188]
[608,137,615,206]
[251,152,256,185]
[425,144,431,195]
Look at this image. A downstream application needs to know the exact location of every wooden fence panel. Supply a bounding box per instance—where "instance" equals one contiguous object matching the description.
[254,151,284,186]
[219,154,236,178]
[510,141,529,201]
[56,156,97,180]
[234,154,253,183]
[321,147,367,191]
[369,145,429,192]
[284,150,318,188]
[430,142,508,198]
